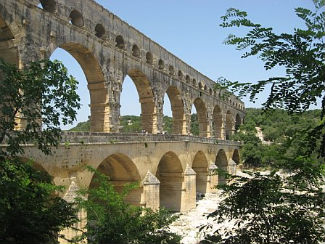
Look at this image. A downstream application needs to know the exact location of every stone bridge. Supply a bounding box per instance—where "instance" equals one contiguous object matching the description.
[0,0,245,240]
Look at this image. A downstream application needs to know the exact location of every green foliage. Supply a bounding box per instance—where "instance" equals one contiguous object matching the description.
[0,158,77,244]
[190,114,199,136]
[0,59,80,156]
[202,2,325,243]
[76,167,181,244]
[0,59,80,243]
[70,114,201,135]
[217,0,325,156]
[202,169,325,244]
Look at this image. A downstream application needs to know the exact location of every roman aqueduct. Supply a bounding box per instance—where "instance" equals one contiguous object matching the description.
[0,0,246,240]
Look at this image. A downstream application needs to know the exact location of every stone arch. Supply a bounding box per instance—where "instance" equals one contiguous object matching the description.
[192,151,209,195]
[132,44,140,57]
[185,75,190,84]
[69,10,84,27]
[178,70,183,80]
[193,98,208,137]
[215,149,228,185]
[169,65,175,75]
[198,82,203,90]
[156,151,183,212]
[165,86,185,134]
[95,24,105,38]
[39,0,56,13]
[0,15,18,65]
[54,42,109,132]
[204,84,208,91]
[158,59,164,70]
[232,149,240,165]
[209,88,213,95]
[90,153,142,206]
[115,35,125,49]
[235,113,241,131]
[192,79,197,87]
[213,105,223,139]
[126,69,156,133]
[146,52,153,64]
[225,110,234,140]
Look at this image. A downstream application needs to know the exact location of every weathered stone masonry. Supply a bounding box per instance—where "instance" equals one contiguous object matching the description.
[0,0,245,242]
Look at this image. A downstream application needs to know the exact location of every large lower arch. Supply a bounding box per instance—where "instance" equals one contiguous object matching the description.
[165,86,185,134]
[225,111,234,140]
[215,149,228,185]
[54,43,109,132]
[192,151,209,195]
[90,153,142,206]
[193,98,209,137]
[127,69,156,133]
[156,151,183,211]
[213,105,223,139]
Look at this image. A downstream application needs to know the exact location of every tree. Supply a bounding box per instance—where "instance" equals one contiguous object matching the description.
[0,59,80,243]
[76,167,181,244]
[201,1,325,243]
[0,59,80,156]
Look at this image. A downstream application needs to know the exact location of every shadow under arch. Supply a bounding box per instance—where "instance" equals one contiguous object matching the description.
[213,105,223,139]
[156,151,183,212]
[192,151,209,195]
[52,42,109,132]
[90,153,142,206]
[165,86,185,134]
[235,113,241,131]
[225,110,234,140]
[215,149,228,185]
[232,149,240,165]
[126,69,156,133]
[0,15,18,65]
[193,98,208,137]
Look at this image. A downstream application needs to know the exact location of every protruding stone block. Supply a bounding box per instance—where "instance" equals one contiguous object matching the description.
[142,171,160,210]
[181,164,196,212]
[207,163,218,193]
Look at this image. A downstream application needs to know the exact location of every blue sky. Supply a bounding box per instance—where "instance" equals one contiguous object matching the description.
[50,0,316,129]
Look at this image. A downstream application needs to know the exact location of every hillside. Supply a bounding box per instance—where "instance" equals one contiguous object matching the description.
[69,114,200,135]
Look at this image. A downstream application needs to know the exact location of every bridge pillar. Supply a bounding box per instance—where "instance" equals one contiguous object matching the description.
[228,159,237,175]
[142,171,160,210]
[207,163,218,193]
[180,165,196,212]
[59,177,86,244]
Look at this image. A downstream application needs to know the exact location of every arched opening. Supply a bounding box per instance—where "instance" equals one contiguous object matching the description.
[213,105,223,139]
[232,149,240,165]
[146,52,153,65]
[158,59,164,70]
[225,111,233,140]
[115,35,125,49]
[156,152,183,212]
[132,44,140,57]
[204,85,208,91]
[185,75,190,84]
[163,86,185,134]
[193,98,208,137]
[169,65,174,75]
[39,0,56,13]
[178,70,183,80]
[209,88,213,95]
[90,153,142,206]
[215,149,228,185]
[235,114,241,131]
[51,43,108,132]
[69,10,84,27]
[192,151,209,196]
[198,82,203,90]
[192,79,197,87]
[123,69,155,133]
[95,24,105,38]
[190,105,199,136]
[0,16,18,65]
